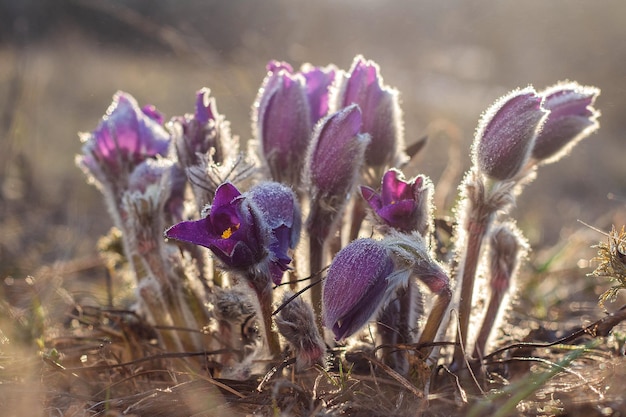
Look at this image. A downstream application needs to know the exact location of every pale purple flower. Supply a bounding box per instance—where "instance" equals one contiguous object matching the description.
[300,63,337,125]
[323,238,395,340]
[337,55,405,169]
[532,82,600,163]
[473,87,549,180]
[254,61,312,186]
[78,91,170,180]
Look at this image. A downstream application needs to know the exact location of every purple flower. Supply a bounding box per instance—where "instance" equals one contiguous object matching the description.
[306,104,369,199]
[360,168,432,234]
[323,238,395,340]
[164,182,269,271]
[78,91,170,179]
[254,61,312,186]
[473,87,549,181]
[300,63,337,125]
[170,88,234,169]
[248,182,302,284]
[337,56,405,168]
[532,82,600,163]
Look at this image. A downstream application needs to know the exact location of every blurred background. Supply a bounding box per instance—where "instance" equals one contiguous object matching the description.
[0,0,625,329]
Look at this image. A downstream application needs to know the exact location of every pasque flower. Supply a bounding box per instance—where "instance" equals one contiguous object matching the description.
[323,238,396,340]
[300,63,337,125]
[170,88,235,169]
[360,168,432,234]
[473,87,548,181]
[247,182,301,284]
[78,91,170,182]
[336,55,405,169]
[531,82,600,163]
[254,61,312,186]
[164,182,269,271]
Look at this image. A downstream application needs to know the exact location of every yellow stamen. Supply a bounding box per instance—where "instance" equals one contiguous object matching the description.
[221,223,240,239]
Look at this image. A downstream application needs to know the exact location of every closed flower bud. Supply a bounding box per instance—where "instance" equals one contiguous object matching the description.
[360,168,433,235]
[170,88,235,169]
[532,82,600,163]
[306,104,369,203]
[164,182,270,271]
[300,63,338,125]
[275,292,326,370]
[77,91,170,184]
[336,55,406,169]
[254,61,312,186]
[473,87,548,181]
[247,182,302,284]
[323,238,395,340]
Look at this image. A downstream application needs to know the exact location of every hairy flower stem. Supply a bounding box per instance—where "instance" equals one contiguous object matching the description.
[453,210,492,365]
[473,286,505,359]
[377,288,410,374]
[418,285,452,356]
[349,198,367,241]
[255,280,282,359]
[309,234,326,335]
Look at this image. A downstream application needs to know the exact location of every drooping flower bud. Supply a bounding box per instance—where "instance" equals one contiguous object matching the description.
[305,105,370,239]
[335,55,406,170]
[360,168,433,235]
[169,88,236,170]
[247,182,302,284]
[254,61,312,186]
[275,292,326,370]
[532,82,600,164]
[323,238,395,340]
[473,87,548,181]
[77,91,170,185]
[164,182,270,271]
[300,63,338,125]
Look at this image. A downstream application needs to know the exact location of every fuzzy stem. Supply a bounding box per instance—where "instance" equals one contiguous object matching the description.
[473,286,506,359]
[256,282,282,359]
[309,234,325,336]
[453,214,491,364]
[349,197,367,241]
[418,285,452,356]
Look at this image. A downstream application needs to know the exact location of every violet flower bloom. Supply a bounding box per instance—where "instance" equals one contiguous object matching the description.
[323,238,395,340]
[532,82,600,163]
[165,182,269,271]
[254,61,312,186]
[248,182,302,284]
[473,87,549,181]
[360,168,432,234]
[78,91,170,181]
[300,63,337,125]
[337,55,405,169]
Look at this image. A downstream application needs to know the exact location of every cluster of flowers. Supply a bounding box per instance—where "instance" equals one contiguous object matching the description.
[77,55,600,376]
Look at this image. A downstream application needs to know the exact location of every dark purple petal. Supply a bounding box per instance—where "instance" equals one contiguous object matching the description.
[323,238,394,340]
[474,88,548,180]
[360,185,383,211]
[194,88,216,125]
[165,182,269,271]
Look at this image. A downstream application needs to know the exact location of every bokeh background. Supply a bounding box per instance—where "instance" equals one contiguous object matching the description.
[1,0,625,404]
